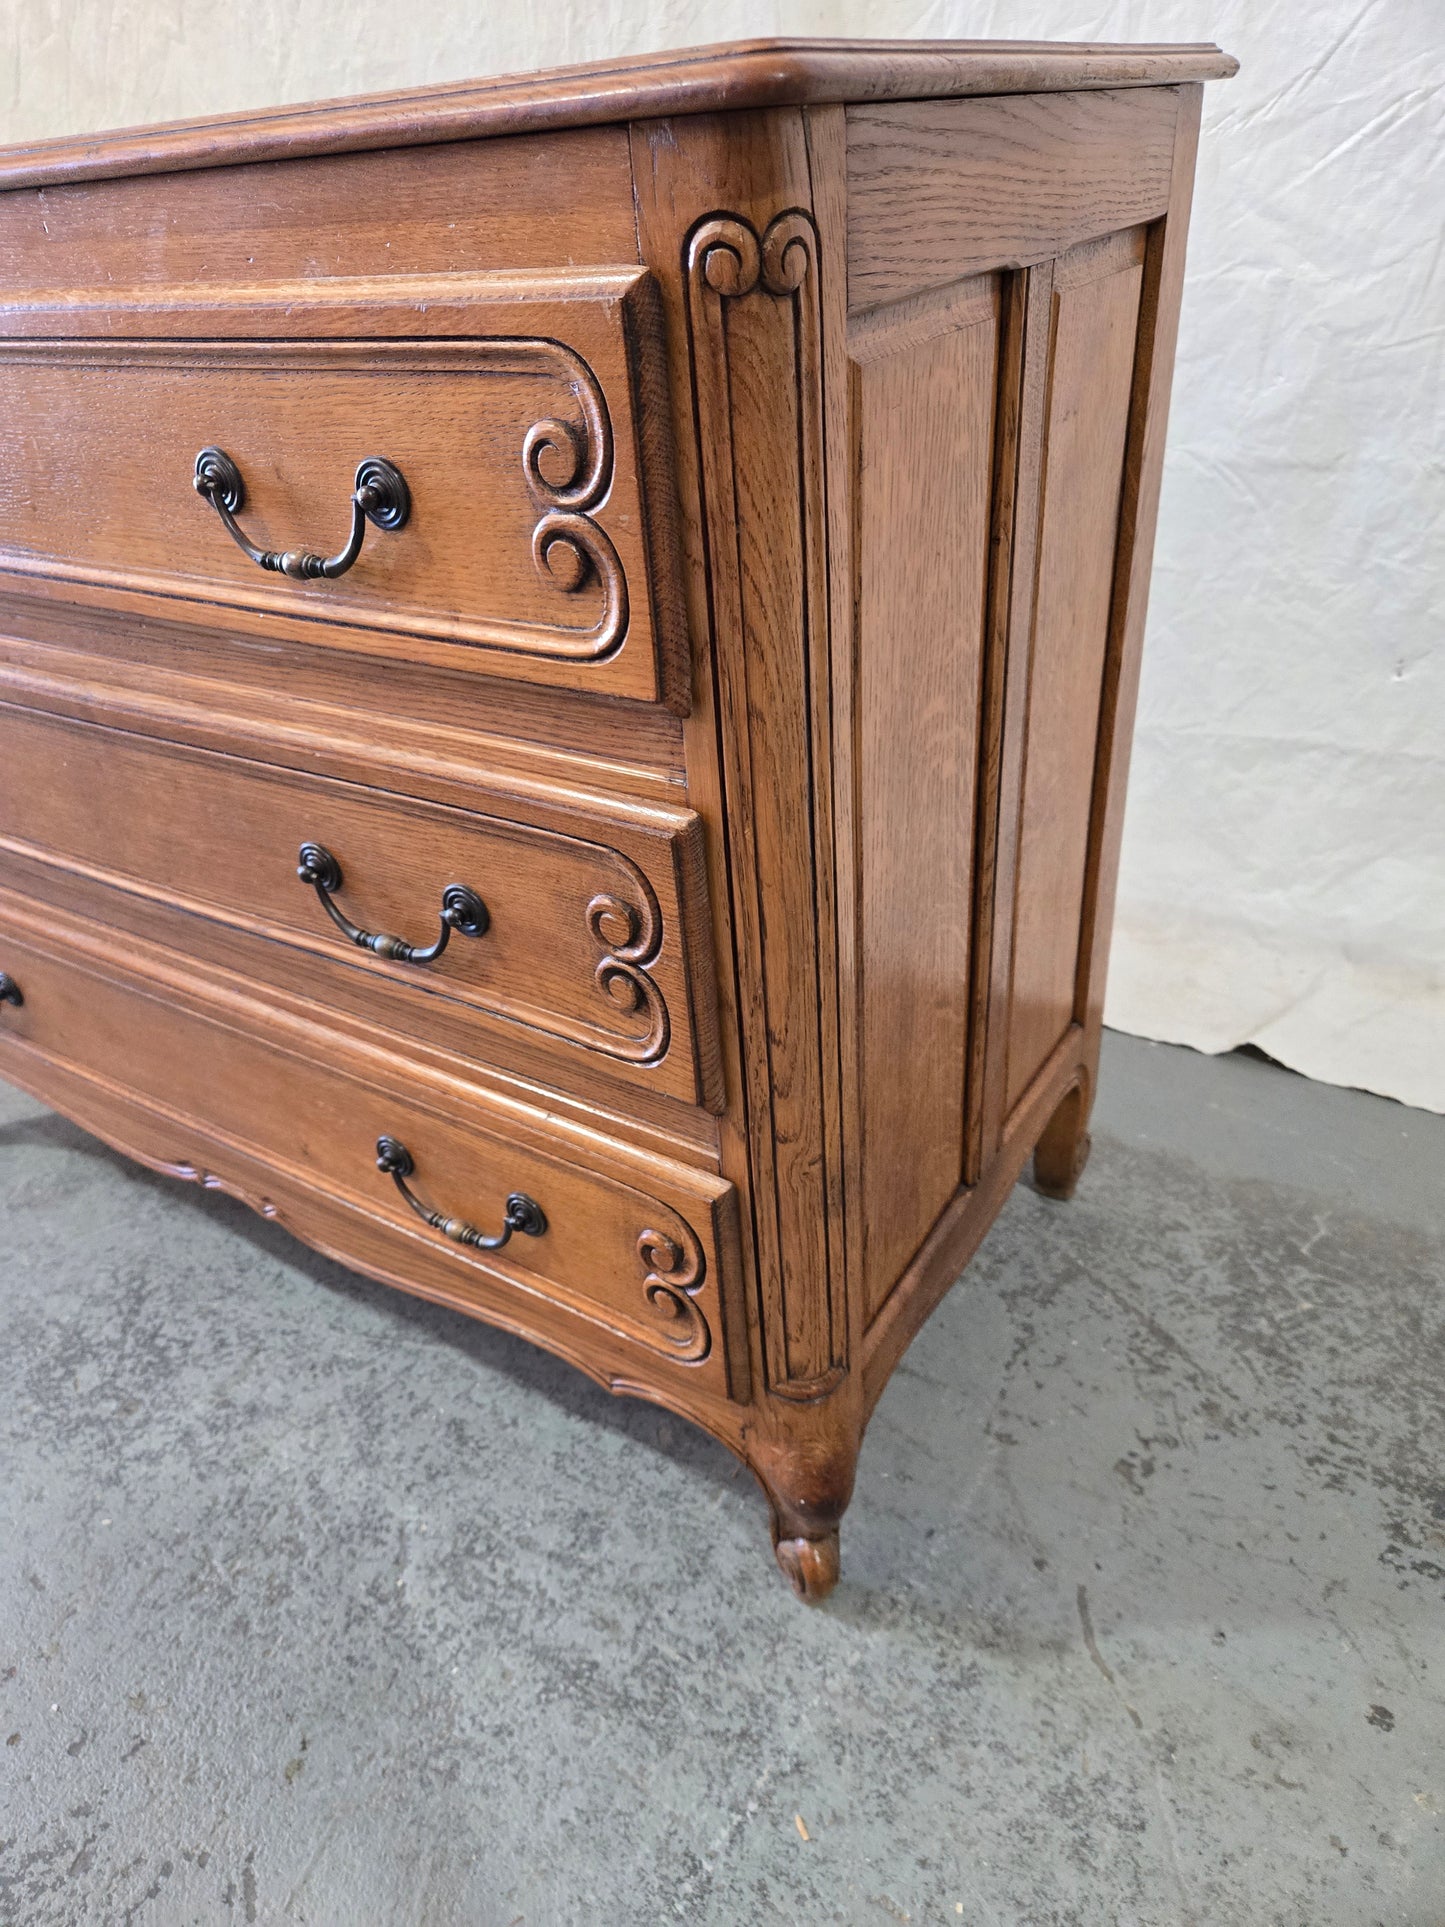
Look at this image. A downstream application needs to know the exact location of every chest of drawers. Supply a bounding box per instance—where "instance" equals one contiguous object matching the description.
[0,36,1234,1600]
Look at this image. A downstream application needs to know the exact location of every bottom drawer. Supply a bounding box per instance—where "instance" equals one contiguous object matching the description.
[0,908,744,1401]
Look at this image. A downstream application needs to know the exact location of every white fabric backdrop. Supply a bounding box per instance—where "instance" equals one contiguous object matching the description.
[4,1,1442,1110]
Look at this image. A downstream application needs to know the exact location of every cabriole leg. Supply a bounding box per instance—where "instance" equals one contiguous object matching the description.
[748,1431,858,1605]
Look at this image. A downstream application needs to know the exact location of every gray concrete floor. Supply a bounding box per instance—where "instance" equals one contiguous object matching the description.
[1,1033,1442,1926]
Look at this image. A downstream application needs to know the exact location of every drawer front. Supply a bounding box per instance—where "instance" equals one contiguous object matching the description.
[0,905,744,1401]
[0,272,686,707]
[0,702,721,1109]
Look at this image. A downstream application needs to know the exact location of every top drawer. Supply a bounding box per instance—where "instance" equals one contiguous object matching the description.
[0,272,688,708]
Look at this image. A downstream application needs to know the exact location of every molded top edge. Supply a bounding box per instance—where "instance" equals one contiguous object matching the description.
[0,36,1239,194]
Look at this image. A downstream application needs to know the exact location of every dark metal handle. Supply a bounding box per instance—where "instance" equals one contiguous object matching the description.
[0,972,21,1008]
[297,842,488,965]
[375,1136,547,1251]
[194,447,410,580]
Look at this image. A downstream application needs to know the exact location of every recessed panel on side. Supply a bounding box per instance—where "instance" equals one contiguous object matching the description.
[1004,229,1146,1113]
[851,278,1000,1321]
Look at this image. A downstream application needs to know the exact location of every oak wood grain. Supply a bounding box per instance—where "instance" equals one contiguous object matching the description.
[0,273,688,709]
[1039,86,1208,1194]
[632,107,866,1596]
[0,602,687,803]
[0,39,1235,193]
[977,260,1056,1165]
[862,1022,1086,1414]
[805,101,865,1375]
[636,110,849,1407]
[0,701,722,1109]
[0,893,745,1400]
[849,276,999,1318]
[961,268,1027,1186]
[0,129,640,290]
[0,57,1232,1600]
[1004,228,1147,1114]
[846,86,1177,311]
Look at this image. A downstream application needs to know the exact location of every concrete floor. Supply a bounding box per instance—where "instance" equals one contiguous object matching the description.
[0,1033,1441,1926]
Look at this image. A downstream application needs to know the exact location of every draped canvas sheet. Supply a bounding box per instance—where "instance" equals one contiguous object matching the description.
[5,0,1441,1110]
[1097,0,1444,1114]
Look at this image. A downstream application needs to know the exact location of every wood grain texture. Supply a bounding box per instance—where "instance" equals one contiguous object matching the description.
[977,261,1057,1165]
[0,701,722,1109]
[0,1025,760,1463]
[0,39,1236,193]
[0,602,688,805]
[0,892,745,1400]
[0,128,640,291]
[631,107,865,1596]
[806,101,865,1375]
[846,86,1178,311]
[1045,86,1208,1189]
[0,59,1230,1600]
[849,277,999,1319]
[0,273,688,709]
[1004,228,1147,1114]
[636,111,850,1408]
[861,1021,1087,1415]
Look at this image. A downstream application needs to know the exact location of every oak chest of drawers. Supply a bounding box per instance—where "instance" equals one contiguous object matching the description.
[0,37,1235,1600]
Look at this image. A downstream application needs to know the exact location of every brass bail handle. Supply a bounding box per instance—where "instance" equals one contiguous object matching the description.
[193,447,410,580]
[296,843,489,965]
[375,1136,548,1252]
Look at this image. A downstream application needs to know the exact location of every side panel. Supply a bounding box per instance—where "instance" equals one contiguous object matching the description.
[861,81,1210,1405]
[849,278,1000,1318]
[1004,227,1146,1112]
[846,87,1177,310]
[837,84,1205,1380]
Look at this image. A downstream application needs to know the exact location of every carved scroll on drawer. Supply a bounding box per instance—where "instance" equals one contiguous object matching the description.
[0,906,745,1401]
[0,272,687,707]
[0,702,722,1110]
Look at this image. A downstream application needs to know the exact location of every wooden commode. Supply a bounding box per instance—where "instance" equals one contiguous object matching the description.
[0,38,1236,1600]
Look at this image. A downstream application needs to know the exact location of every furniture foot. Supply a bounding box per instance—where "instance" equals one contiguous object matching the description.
[773,1527,841,1604]
[749,1432,856,1605]
[1034,1081,1091,1199]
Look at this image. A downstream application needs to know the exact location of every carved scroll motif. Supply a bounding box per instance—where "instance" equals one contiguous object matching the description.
[585,883,670,1066]
[520,356,629,661]
[0,333,632,666]
[637,1222,710,1363]
[688,209,820,305]
[174,1143,714,1369]
[683,206,846,1401]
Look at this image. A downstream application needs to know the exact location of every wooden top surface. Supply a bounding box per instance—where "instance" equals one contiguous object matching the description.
[0,37,1237,193]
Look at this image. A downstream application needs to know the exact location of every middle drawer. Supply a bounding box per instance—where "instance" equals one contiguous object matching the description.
[0,700,721,1110]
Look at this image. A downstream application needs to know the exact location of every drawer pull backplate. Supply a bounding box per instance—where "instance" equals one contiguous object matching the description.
[375,1135,547,1251]
[297,842,489,965]
[194,446,410,581]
